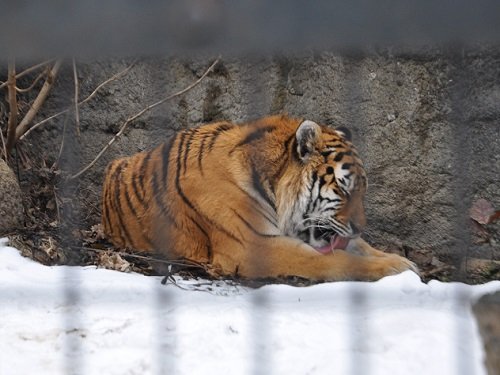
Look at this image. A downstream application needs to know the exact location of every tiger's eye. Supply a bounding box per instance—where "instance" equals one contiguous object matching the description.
[326,166,334,175]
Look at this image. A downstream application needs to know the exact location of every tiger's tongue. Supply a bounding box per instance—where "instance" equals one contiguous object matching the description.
[315,236,350,254]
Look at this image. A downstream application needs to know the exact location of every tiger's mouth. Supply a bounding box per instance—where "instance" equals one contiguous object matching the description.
[297,225,352,254]
[313,234,350,254]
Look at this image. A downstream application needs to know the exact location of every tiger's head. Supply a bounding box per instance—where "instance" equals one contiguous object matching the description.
[278,120,367,253]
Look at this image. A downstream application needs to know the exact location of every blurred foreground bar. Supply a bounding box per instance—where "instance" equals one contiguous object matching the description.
[1,0,500,58]
[473,292,500,375]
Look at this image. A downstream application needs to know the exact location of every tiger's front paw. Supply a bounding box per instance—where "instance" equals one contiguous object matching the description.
[381,253,420,277]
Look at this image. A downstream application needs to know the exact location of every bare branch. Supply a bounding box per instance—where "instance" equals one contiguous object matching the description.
[80,59,138,107]
[15,59,56,80]
[0,59,55,90]
[15,68,48,93]
[14,60,63,141]
[69,58,220,180]
[0,127,7,160]
[72,58,80,136]
[20,60,137,141]
[52,111,70,171]
[81,246,205,270]
[5,59,18,156]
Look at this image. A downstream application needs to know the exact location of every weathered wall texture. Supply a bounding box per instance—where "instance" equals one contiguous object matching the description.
[23,49,500,262]
[0,159,23,234]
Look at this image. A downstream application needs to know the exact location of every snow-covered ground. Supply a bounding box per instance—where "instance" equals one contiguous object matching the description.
[0,238,499,375]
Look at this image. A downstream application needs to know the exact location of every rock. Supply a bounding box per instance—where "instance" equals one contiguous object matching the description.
[473,292,500,375]
[0,159,23,234]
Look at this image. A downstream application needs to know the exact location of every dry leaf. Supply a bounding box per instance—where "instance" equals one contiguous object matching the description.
[490,210,500,224]
[90,224,106,240]
[98,253,131,273]
[470,198,495,225]
[45,199,56,210]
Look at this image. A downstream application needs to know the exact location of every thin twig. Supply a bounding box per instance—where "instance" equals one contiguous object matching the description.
[16,59,55,79]
[52,110,70,170]
[0,128,7,160]
[5,59,18,156]
[53,188,61,223]
[81,246,206,269]
[72,58,80,136]
[69,58,219,180]
[20,60,137,141]
[14,60,62,141]
[15,68,48,93]
[0,59,55,90]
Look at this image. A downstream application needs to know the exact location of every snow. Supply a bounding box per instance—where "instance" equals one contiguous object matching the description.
[0,237,499,375]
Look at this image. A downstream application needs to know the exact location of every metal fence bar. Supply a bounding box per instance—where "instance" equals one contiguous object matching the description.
[343,54,371,375]
[58,109,84,375]
[447,48,476,375]
[154,284,176,375]
[251,291,271,375]
[2,1,500,58]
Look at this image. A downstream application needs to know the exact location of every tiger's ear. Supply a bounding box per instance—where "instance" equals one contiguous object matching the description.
[335,126,352,141]
[296,120,322,161]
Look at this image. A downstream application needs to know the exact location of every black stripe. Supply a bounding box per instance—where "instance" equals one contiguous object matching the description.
[207,123,233,152]
[327,142,345,149]
[175,132,194,209]
[251,165,276,211]
[329,221,348,236]
[229,125,276,154]
[152,137,176,221]
[233,209,278,238]
[324,197,342,204]
[124,180,156,249]
[291,136,300,161]
[305,171,318,215]
[318,175,327,190]
[102,172,115,236]
[112,161,135,247]
[106,163,126,244]
[334,151,352,162]
[197,132,211,174]
[183,129,197,174]
[341,163,353,170]
[175,130,243,245]
[123,182,139,218]
[137,151,152,197]
[131,171,147,210]
[188,215,213,261]
[229,180,278,228]
[128,152,151,211]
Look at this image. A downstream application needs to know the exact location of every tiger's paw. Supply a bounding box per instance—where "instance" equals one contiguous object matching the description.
[378,253,420,278]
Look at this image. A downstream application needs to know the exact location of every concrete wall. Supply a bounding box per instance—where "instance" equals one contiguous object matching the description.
[24,49,500,263]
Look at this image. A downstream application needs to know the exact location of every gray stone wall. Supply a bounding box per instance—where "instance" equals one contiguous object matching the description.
[0,159,23,235]
[22,49,500,262]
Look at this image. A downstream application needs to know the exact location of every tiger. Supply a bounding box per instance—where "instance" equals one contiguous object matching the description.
[102,115,418,281]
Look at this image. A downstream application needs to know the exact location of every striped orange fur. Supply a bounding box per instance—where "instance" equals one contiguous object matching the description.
[102,115,417,280]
